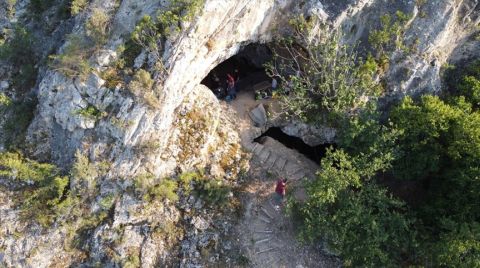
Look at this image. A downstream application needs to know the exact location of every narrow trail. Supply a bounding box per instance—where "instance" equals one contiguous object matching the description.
[220,88,340,267]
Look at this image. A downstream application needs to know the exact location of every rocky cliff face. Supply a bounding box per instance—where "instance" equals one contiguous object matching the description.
[1,0,480,267]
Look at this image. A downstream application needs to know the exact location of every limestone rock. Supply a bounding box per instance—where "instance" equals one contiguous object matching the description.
[0,81,9,91]
[249,103,267,128]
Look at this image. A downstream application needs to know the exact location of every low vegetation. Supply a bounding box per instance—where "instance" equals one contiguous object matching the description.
[50,8,112,80]
[49,34,93,80]
[0,26,38,91]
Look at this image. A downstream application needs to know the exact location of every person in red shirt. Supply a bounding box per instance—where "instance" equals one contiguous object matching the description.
[274,178,287,207]
[225,73,237,102]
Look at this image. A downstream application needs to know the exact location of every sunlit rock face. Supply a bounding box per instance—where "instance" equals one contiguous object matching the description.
[1,0,479,266]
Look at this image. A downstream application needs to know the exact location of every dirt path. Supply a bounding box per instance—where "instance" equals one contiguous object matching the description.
[221,89,340,267]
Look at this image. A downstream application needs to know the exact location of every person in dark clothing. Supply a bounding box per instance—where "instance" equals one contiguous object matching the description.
[234,69,240,82]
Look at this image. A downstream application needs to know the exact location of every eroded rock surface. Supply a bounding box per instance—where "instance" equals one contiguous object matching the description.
[1,0,480,267]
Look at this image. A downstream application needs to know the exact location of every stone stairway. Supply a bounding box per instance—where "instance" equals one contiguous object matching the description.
[245,194,288,267]
[247,141,317,182]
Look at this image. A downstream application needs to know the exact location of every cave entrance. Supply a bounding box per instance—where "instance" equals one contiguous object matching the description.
[201,43,273,97]
[254,127,335,164]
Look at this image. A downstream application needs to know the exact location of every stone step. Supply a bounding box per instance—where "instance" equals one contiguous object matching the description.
[260,206,274,219]
[284,161,300,176]
[264,153,278,170]
[254,237,271,244]
[243,142,256,152]
[274,157,287,171]
[255,247,277,255]
[258,149,271,163]
[268,198,278,213]
[290,170,306,181]
[253,143,264,155]
[257,215,271,224]
[255,230,273,234]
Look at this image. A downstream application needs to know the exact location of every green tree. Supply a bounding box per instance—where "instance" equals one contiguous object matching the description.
[266,17,381,123]
[0,25,38,91]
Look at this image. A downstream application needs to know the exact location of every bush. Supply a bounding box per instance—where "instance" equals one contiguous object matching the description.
[49,34,92,80]
[368,11,411,55]
[0,152,70,227]
[29,0,55,14]
[70,150,98,196]
[0,26,38,91]
[129,0,204,67]
[75,105,103,120]
[194,177,230,206]
[71,0,88,15]
[266,18,381,122]
[144,178,179,202]
[85,8,111,46]
[128,69,160,107]
[2,97,37,150]
[128,69,154,94]
[298,182,415,267]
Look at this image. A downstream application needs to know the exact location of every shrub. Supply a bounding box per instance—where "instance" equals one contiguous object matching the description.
[133,172,155,193]
[75,105,103,120]
[178,171,203,194]
[71,0,88,15]
[0,152,70,227]
[128,69,160,107]
[129,0,204,68]
[2,97,37,150]
[132,15,162,60]
[266,19,380,122]
[128,69,154,95]
[29,0,55,14]
[85,8,111,46]
[49,34,92,80]
[194,177,230,206]
[70,150,98,196]
[101,67,124,89]
[144,178,179,202]
[0,26,38,91]
[298,182,415,267]
[119,39,142,68]
[368,11,411,56]
[0,93,12,108]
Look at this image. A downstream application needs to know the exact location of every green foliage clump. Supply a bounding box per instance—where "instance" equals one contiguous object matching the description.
[298,181,414,267]
[128,69,160,107]
[75,105,103,120]
[368,11,411,55]
[194,177,230,206]
[0,93,12,108]
[2,97,37,150]
[128,69,154,94]
[297,93,479,266]
[144,178,179,202]
[29,0,55,14]
[0,26,38,91]
[70,150,98,196]
[85,8,111,46]
[129,0,204,70]
[71,0,88,15]
[0,152,69,227]
[445,60,480,108]
[178,171,202,195]
[50,8,111,79]
[49,34,92,80]
[266,18,381,122]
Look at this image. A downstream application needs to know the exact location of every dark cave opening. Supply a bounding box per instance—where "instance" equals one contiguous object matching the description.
[254,127,335,164]
[201,43,273,95]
